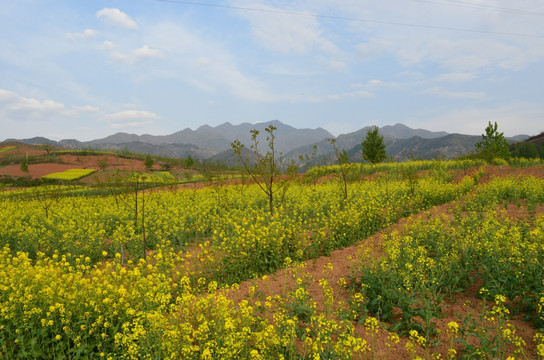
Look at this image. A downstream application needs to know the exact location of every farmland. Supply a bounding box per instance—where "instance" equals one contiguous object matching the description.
[0,158,544,359]
[42,169,97,181]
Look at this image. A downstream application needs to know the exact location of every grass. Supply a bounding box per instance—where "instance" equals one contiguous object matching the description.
[153,170,176,180]
[0,146,17,153]
[42,168,96,181]
[52,149,118,157]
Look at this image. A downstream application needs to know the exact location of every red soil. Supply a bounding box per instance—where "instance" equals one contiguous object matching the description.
[225,165,544,359]
[0,152,154,180]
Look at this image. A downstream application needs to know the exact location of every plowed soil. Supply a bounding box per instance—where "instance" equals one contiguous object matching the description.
[227,165,544,359]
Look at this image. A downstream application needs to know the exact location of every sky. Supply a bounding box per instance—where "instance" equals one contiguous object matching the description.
[1,0,543,142]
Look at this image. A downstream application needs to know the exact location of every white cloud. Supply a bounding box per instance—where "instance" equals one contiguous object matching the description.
[360,79,401,91]
[343,0,544,73]
[233,1,339,56]
[107,45,164,64]
[423,87,486,99]
[0,89,65,117]
[397,71,424,79]
[307,89,373,103]
[328,60,348,71]
[415,103,544,136]
[434,72,476,83]
[144,21,279,102]
[65,29,99,41]
[110,121,153,129]
[216,64,278,101]
[110,51,131,63]
[351,90,373,97]
[72,105,99,112]
[102,110,158,130]
[366,79,386,88]
[97,8,137,30]
[133,45,163,60]
[195,57,213,68]
[99,40,115,50]
[0,89,17,101]
[102,110,158,122]
[356,40,389,60]
[0,90,104,124]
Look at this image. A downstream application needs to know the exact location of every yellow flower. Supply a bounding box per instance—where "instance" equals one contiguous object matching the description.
[447,321,459,334]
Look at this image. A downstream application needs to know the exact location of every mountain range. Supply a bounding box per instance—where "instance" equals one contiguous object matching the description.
[3,121,529,165]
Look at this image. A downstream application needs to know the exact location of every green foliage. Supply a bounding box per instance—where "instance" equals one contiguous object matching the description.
[53,149,117,157]
[20,157,28,172]
[186,154,195,168]
[97,157,108,170]
[144,154,154,170]
[351,175,544,350]
[231,125,297,216]
[362,126,386,164]
[0,146,17,153]
[2,160,544,358]
[475,121,511,162]
[39,143,53,155]
[510,141,539,159]
[328,138,354,201]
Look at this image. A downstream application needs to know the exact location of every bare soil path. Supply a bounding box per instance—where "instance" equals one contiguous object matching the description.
[225,165,544,359]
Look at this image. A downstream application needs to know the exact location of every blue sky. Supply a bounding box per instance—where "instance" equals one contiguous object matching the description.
[1,0,543,141]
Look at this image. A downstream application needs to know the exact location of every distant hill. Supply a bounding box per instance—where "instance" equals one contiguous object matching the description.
[525,132,544,145]
[6,137,59,146]
[3,121,533,165]
[346,133,480,161]
[380,123,449,139]
[285,124,466,163]
[82,120,333,155]
[95,141,211,159]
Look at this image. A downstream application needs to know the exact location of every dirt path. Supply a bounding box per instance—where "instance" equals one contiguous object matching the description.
[224,165,544,359]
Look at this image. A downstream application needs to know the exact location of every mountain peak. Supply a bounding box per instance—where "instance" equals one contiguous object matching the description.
[380,124,448,139]
[197,124,212,131]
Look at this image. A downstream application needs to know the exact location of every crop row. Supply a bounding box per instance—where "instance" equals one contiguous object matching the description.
[350,175,544,358]
[1,163,543,358]
[0,165,476,282]
[42,169,97,181]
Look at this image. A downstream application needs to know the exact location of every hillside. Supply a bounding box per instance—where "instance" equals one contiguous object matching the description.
[346,133,481,161]
[74,120,333,155]
[0,142,214,187]
[3,121,532,164]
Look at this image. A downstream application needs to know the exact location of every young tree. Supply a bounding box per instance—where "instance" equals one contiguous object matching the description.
[107,170,151,261]
[144,154,154,170]
[231,125,295,217]
[97,157,108,171]
[20,157,28,173]
[329,138,354,201]
[186,155,195,168]
[475,121,511,162]
[40,144,53,156]
[510,142,538,159]
[32,184,63,219]
[362,126,386,164]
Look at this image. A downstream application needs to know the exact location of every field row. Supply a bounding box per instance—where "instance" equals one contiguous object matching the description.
[1,163,544,358]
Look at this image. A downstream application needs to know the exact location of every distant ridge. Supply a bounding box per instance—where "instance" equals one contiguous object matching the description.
[2,121,531,163]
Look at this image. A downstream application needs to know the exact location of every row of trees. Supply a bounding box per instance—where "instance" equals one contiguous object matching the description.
[230,125,389,215]
[473,121,543,161]
[229,121,537,217]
